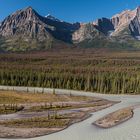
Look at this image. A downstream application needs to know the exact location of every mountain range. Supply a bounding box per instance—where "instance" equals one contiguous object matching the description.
[1,6,140,51]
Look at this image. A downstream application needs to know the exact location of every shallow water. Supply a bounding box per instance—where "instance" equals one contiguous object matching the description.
[0,86,140,140]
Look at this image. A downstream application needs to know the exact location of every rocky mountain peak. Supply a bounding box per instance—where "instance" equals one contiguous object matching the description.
[25,6,33,10]
[0,6,82,51]
[111,9,136,29]
[18,6,41,21]
[0,6,52,40]
[45,14,61,22]
[1,6,140,51]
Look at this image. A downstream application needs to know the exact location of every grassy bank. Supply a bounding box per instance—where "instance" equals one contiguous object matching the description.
[0,90,94,104]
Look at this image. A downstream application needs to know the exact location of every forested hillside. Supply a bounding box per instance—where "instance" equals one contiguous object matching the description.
[0,49,139,94]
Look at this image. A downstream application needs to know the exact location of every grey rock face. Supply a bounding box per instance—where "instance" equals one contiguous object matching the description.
[0,7,53,41]
[129,7,140,39]
[1,6,140,51]
[73,6,140,44]
[110,9,136,37]
[72,23,103,43]
[93,9,136,37]
[93,18,114,35]
[0,7,80,43]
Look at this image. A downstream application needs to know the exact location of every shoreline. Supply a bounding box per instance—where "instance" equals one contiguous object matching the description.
[0,85,140,97]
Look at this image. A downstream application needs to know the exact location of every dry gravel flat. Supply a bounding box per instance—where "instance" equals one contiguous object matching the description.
[0,86,140,140]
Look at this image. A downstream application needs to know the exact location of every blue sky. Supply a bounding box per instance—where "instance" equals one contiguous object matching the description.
[0,0,140,23]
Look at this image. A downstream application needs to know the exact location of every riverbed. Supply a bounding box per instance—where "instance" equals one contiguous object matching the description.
[0,86,140,140]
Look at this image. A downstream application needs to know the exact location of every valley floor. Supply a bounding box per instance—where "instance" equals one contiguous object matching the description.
[0,49,139,94]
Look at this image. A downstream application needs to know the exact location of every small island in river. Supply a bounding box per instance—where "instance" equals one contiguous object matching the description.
[93,107,134,128]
